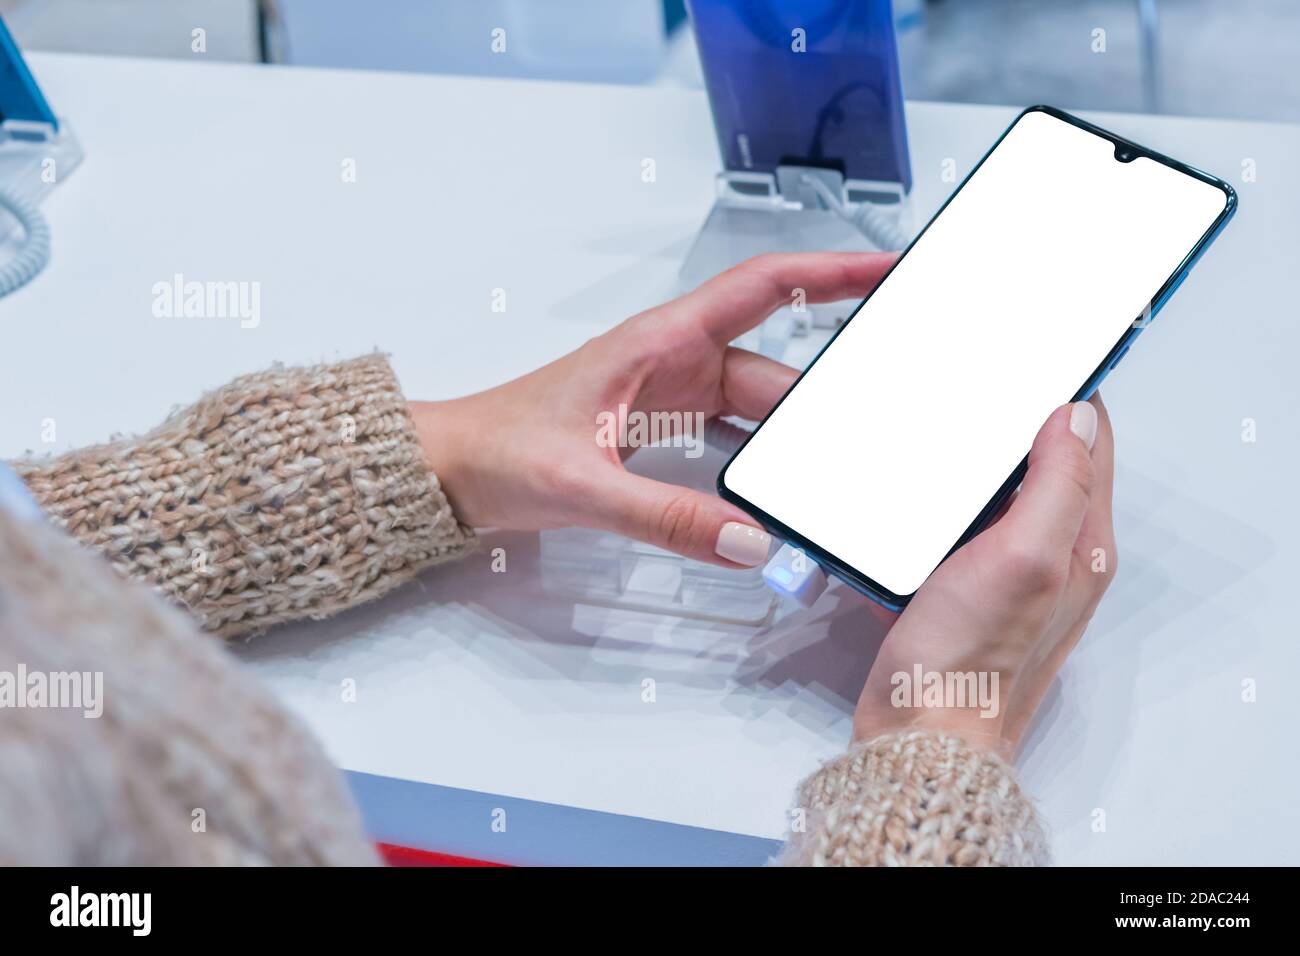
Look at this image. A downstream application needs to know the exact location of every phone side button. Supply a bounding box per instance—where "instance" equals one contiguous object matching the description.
[1107,344,1131,370]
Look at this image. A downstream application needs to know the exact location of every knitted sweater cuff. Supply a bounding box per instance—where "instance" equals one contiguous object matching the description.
[15,354,475,639]
[778,730,1050,866]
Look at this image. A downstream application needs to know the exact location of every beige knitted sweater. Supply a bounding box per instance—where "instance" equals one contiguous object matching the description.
[1,355,1047,866]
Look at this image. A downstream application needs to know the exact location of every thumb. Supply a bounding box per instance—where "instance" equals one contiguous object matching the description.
[589,471,773,567]
[996,401,1099,561]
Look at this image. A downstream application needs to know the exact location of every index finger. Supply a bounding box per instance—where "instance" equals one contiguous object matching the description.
[678,252,896,343]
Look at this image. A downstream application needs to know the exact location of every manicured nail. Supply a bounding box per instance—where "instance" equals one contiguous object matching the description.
[1069,401,1098,451]
[715,522,772,566]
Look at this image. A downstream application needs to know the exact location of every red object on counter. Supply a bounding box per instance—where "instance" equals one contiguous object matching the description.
[377,842,508,867]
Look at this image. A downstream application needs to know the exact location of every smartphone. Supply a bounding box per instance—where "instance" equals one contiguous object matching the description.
[717,106,1236,610]
[687,0,912,191]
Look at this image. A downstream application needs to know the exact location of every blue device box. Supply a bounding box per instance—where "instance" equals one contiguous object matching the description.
[687,0,911,191]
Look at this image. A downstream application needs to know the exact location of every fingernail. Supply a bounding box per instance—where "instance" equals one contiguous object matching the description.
[715,522,772,566]
[1069,401,1098,451]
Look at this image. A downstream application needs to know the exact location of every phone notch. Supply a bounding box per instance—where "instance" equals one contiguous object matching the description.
[1113,143,1142,163]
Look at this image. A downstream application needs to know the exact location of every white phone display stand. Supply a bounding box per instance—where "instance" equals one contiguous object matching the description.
[678,165,912,362]
[0,117,82,242]
[0,18,84,294]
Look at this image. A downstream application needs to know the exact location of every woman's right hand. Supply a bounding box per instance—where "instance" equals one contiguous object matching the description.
[851,395,1117,758]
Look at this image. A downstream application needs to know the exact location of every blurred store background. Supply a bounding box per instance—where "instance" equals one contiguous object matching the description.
[0,0,1294,122]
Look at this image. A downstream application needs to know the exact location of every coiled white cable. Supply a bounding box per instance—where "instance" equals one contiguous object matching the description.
[0,185,51,297]
[802,173,911,252]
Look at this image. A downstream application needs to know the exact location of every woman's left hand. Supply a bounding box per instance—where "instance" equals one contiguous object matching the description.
[412,252,894,567]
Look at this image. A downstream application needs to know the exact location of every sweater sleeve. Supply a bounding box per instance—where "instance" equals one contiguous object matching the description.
[0,502,379,865]
[778,731,1050,866]
[13,354,474,640]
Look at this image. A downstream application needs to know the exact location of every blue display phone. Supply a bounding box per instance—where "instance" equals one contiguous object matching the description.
[0,17,58,129]
[688,0,911,191]
[718,106,1236,610]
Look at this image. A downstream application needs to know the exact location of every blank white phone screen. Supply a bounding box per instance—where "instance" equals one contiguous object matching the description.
[722,109,1228,598]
